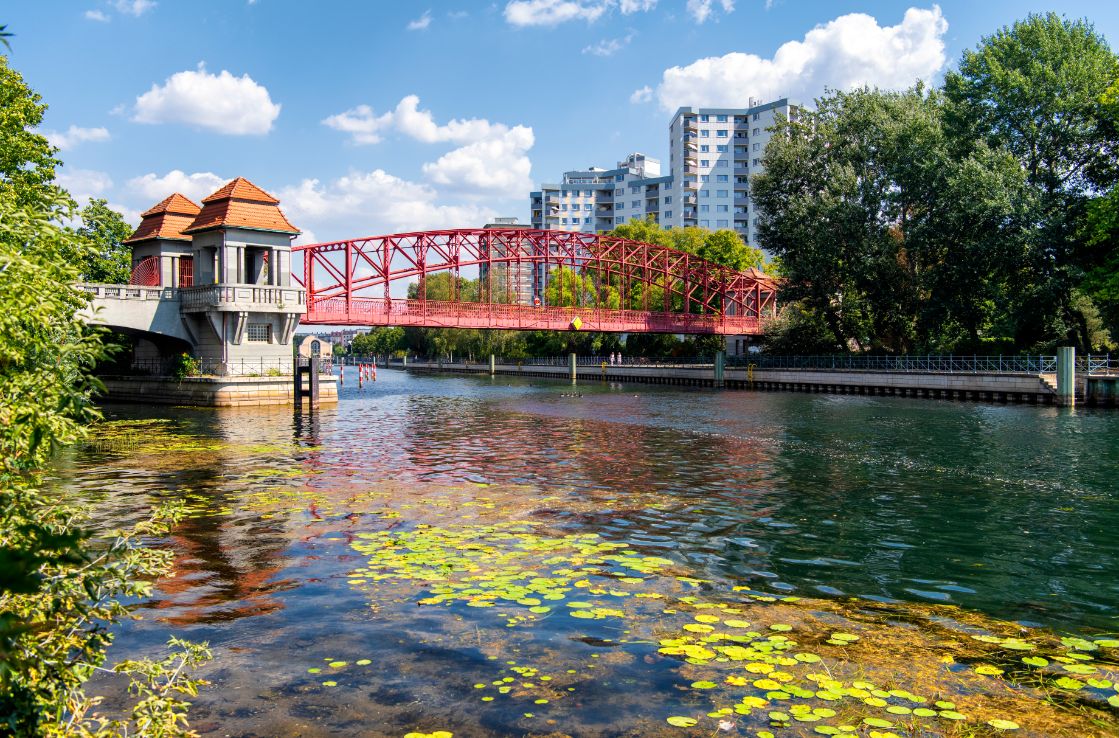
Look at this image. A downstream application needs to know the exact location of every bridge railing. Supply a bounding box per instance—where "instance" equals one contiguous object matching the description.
[109,357,333,378]
[724,354,1061,374]
[180,284,306,311]
[477,354,1077,374]
[79,283,175,300]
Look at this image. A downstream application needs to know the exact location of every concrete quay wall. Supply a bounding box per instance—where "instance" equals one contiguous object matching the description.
[99,375,338,407]
[403,361,1074,405]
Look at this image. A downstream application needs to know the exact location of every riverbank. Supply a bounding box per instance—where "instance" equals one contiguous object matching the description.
[401,359,1091,405]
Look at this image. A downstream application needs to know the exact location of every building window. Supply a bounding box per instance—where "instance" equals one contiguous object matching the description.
[561,218,568,224]
[664,195,672,204]
[716,130,728,138]
[584,217,592,223]
[753,127,760,135]
[700,130,710,137]
[753,142,760,151]
[700,204,710,213]
[717,190,729,198]
[700,175,710,182]
[753,158,761,166]
[716,175,729,183]
[246,323,271,343]
[632,201,640,208]
[717,219,729,228]
[700,145,709,152]
[716,114,727,122]
[585,190,593,196]
[700,190,710,198]
[560,204,567,211]
[665,210,672,218]
[716,145,728,152]
[717,204,729,212]
[616,202,624,210]
[753,113,759,121]
[700,114,709,122]
[716,160,728,167]
[699,159,709,167]
[701,219,711,228]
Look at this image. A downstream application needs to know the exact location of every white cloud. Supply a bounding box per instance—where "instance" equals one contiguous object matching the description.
[128,170,227,203]
[45,125,110,150]
[112,0,155,16]
[324,95,512,146]
[504,0,654,26]
[278,171,496,239]
[57,168,113,205]
[582,31,635,56]
[422,126,534,198]
[321,105,394,144]
[84,9,110,22]
[629,85,653,103]
[132,65,281,135]
[505,0,608,26]
[686,0,734,23]
[407,10,432,30]
[655,6,948,110]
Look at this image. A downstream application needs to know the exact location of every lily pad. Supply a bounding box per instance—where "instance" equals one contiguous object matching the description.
[666,716,698,728]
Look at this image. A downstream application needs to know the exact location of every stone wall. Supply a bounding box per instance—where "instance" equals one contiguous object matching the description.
[99,375,338,407]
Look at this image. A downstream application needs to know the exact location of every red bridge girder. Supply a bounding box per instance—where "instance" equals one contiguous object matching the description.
[293,228,777,335]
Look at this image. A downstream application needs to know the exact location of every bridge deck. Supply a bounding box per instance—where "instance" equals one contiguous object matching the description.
[304,298,762,335]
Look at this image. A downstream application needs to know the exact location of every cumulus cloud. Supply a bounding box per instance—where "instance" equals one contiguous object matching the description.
[112,0,155,16]
[655,6,948,110]
[629,85,653,104]
[323,96,507,146]
[422,126,534,198]
[322,96,534,199]
[56,168,113,207]
[278,171,497,239]
[128,170,227,203]
[132,64,281,135]
[84,9,110,22]
[45,125,110,150]
[407,10,432,30]
[686,0,734,23]
[321,105,394,144]
[504,0,653,26]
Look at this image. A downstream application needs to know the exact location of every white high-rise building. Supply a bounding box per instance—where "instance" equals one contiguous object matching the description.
[529,98,800,249]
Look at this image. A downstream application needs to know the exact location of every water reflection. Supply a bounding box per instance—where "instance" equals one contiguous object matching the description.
[60,368,1119,736]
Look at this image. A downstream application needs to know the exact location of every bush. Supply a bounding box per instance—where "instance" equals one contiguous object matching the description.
[171,353,200,381]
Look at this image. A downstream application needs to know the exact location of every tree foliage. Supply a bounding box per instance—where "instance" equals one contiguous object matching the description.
[756,12,1119,353]
[76,199,133,284]
[1,42,209,737]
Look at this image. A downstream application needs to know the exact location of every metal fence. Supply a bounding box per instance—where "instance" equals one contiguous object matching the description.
[110,357,334,378]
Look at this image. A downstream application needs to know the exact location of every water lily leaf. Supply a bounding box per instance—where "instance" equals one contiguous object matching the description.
[1108,694,1119,708]
[1055,677,1084,690]
[769,624,792,632]
[862,718,893,728]
[691,680,717,689]
[569,610,595,619]
[975,664,1004,676]
[988,719,1020,730]
[938,711,966,720]
[666,716,698,727]
[912,708,937,717]
[356,659,372,666]
[1022,656,1048,667]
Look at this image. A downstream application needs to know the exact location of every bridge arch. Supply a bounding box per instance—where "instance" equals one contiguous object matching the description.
[293,228,776,335]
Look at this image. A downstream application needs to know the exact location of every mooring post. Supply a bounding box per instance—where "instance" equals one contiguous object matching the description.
[1057,346,1076,407]
[490,354,496,375]
[569,352,577,383]
[714,350,726,388]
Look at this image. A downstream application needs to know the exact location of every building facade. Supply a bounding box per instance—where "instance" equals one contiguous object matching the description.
[529,98,800,249]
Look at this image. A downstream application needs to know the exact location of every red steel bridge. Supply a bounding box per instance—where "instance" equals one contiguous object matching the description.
[293,228,777,335]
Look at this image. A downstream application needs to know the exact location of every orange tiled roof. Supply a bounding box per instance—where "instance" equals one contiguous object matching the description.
[184,177,299,235]
[124,193,202,244]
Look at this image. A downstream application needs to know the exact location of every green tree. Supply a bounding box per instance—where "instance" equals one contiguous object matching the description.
[0,54,65,214]
[945,12,1119,349]
[753,85,1033,353]
[76,199,133,284]
[350,326,405,357]
[1,39,209,737]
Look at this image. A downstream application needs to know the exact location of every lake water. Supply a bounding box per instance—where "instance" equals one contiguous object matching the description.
[63,368,1119,737]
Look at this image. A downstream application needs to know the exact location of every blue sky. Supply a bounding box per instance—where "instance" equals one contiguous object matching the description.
[6,0,1119,244]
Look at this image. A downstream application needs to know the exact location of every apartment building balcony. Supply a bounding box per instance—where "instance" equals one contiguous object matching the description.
[734,167,751,175]
[683,165,698,175]
[734,197,750,206]
[683,118,697,130]
[683,181,698,191]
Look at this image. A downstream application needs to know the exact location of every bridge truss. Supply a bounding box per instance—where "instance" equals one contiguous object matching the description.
[293,228,776,335]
